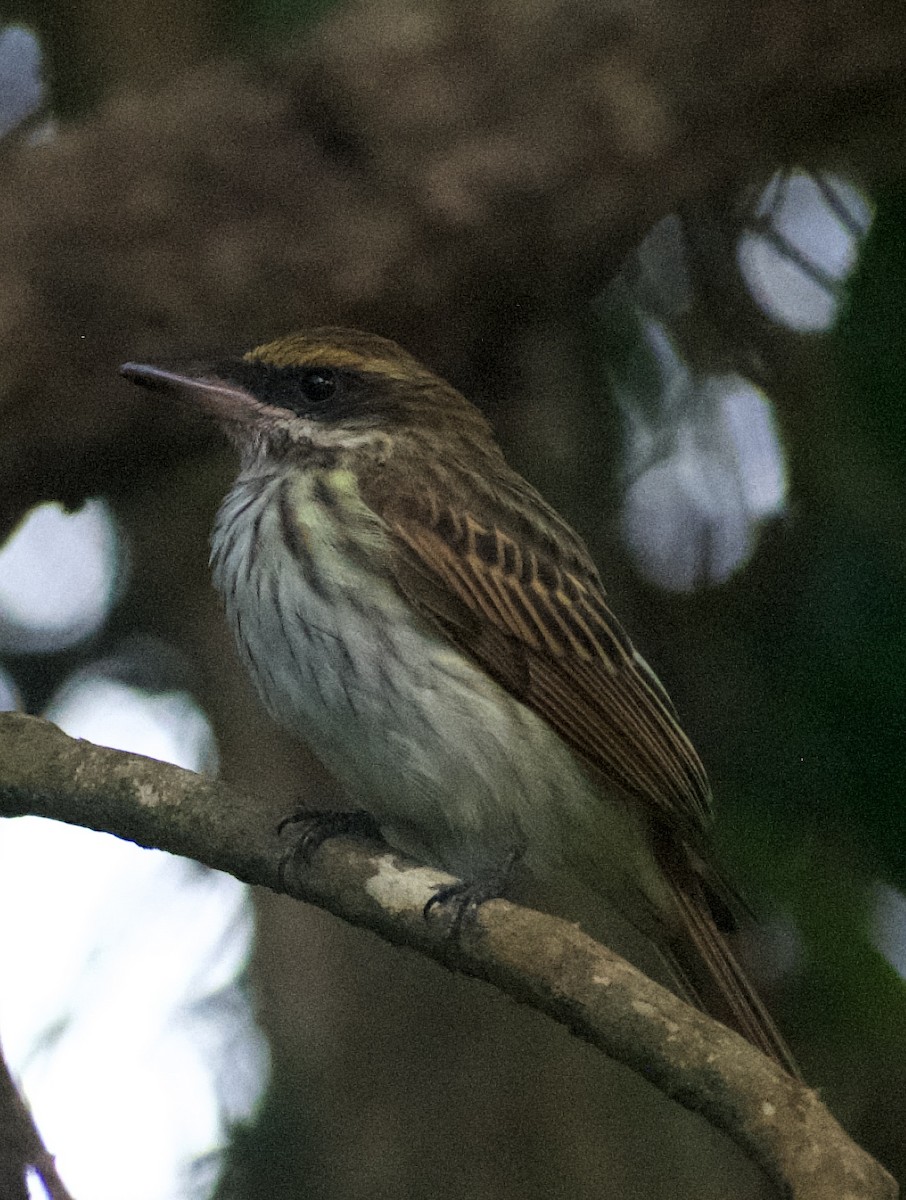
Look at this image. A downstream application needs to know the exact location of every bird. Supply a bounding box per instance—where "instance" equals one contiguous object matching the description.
[121,327,797,1075]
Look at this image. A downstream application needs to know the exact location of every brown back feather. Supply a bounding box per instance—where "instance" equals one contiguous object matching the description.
[358,446,798,1075]
[361,457,712,835]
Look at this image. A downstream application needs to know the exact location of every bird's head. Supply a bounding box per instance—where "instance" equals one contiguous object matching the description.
[121,327,495,469]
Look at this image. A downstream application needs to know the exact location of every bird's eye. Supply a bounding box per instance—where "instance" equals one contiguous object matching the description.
[299,369,337,405]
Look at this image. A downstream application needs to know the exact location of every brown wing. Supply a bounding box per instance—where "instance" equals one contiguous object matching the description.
[360,464,712,838]
[359,461,800,1076]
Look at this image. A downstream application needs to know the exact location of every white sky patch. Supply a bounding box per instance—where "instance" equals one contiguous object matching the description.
[26,1167,50,1200]
[718,380,787,520]
[619,359,788,591]
[45,675,219,775]
[0,500,122,653]
[0,662,19,710]
[0,25,44,140]
[873,884,906,980]
[0,679,267,1199]
[607,169,868,592]
[738,171,871,332]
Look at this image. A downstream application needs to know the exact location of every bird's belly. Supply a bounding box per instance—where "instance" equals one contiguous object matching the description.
[214,497,669,918]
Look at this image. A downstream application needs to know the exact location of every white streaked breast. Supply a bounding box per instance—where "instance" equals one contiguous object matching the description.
[209,467,670,919]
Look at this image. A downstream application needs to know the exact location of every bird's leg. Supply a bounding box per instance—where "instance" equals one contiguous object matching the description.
[423,848,522,936]
[277,808,383,890]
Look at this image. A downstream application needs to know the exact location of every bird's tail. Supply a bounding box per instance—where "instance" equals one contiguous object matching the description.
[664,867,801,1079]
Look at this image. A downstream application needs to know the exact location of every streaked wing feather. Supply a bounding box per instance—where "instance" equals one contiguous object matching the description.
[363,473,712,836]
[358,460,800,1074]
[194,326,796,1072]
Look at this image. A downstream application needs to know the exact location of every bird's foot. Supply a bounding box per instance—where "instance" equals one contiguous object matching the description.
[278,808,382,890]
[423,849,521,936]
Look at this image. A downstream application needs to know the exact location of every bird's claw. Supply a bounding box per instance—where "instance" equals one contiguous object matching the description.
[423,850,521,936]
[278,808,382,890]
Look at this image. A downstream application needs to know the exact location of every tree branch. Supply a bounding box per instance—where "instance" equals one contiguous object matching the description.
[0,1033,77,1200]
[0,712,895,1200]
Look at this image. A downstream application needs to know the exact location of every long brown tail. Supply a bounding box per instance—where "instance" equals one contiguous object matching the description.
[666,872,801,1079]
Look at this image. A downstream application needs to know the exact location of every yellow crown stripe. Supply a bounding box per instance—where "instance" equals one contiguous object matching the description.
[244,337,417,380]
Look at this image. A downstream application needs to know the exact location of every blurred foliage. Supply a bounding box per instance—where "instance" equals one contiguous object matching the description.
[233,0,339,35]
[708,186,906,1086]
[7,0,338,115]
[830,187,906,880]
[841,188,906,499]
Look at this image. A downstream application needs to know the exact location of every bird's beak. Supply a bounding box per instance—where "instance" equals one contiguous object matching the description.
[119,362,254,425]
